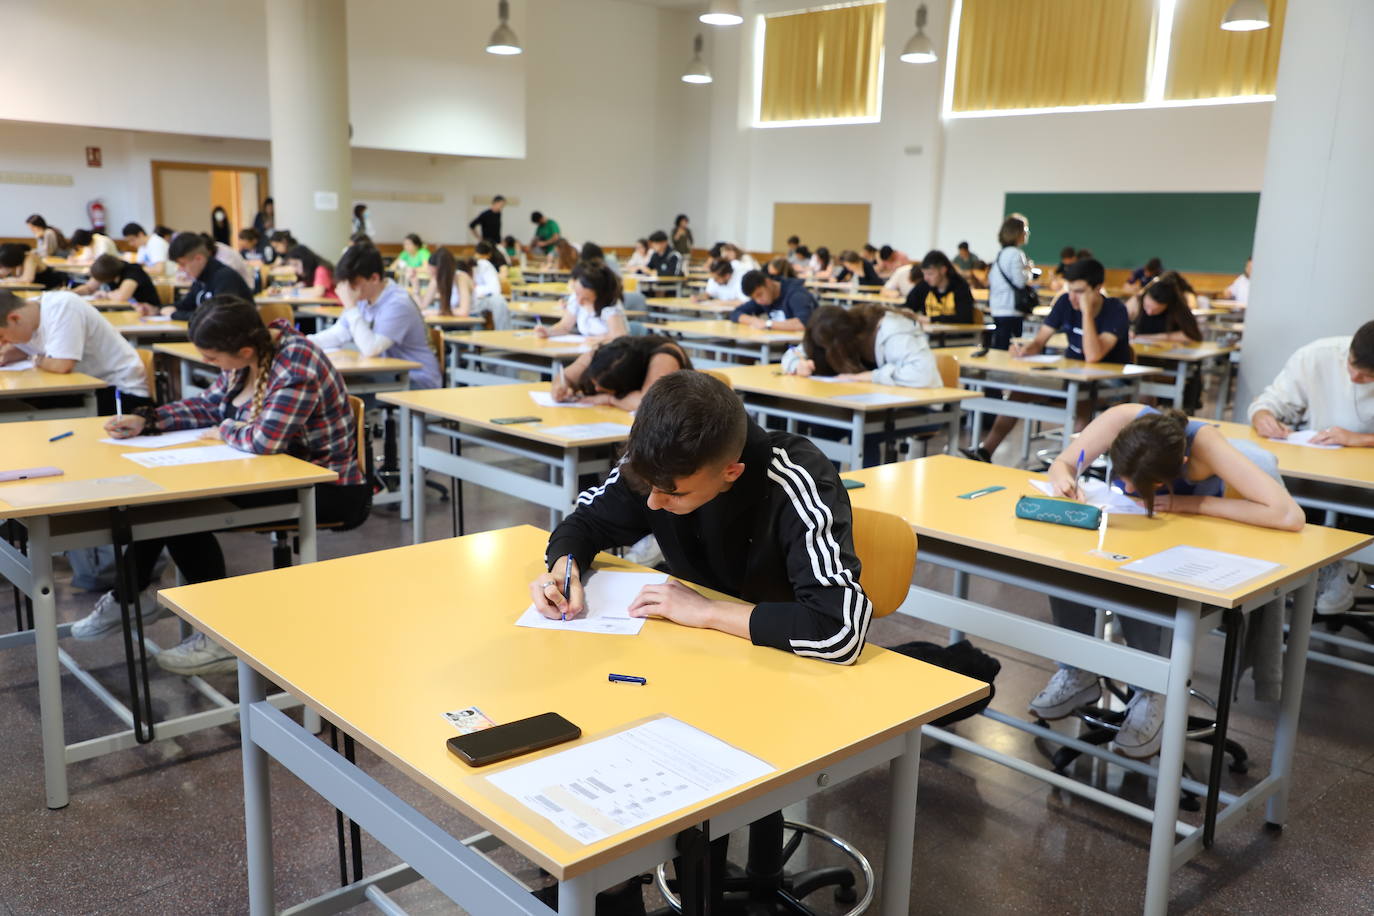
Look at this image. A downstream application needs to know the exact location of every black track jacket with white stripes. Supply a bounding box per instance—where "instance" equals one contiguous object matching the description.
[546,420,873,665]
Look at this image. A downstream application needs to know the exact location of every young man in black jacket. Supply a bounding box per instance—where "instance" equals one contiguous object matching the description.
[530,370,872,665]
[904,249,976,324]
[150,233,254,320]
[645,230,683,276]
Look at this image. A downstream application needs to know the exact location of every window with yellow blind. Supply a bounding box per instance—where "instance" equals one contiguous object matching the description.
[1166,0,1287,99]
[757,2,886,126]
[951,0,1155,113]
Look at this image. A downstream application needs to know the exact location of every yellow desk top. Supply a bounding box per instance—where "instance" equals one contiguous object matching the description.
[255,294,339,307]
[512,282,572,297]
[507,300,647,322]
[843,455,1371,608]
[103,311,189,338]
[658,320,803,345]
[923,322,990,335]
[295,304,484,330]
[0,281,44,291]
[1210,420,1374,489]
[443,329,595,358]
[720,363,982,412]
[0,416,336,520]
[644,298,736,317]
[0,368,108,398]
[379,383,632,447]
[936,345,1163,382]
[159,525,986,880]
[151,341,420,376]
[87,298,136,311]
[805,281,885,293]
[1132,340,1240,362]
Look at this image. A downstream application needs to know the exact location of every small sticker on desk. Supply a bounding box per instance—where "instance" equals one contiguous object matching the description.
[1088,549,1131,562]
[443,706,496,734]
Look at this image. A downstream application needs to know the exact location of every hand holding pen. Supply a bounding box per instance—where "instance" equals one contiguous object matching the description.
[530,554,585,621]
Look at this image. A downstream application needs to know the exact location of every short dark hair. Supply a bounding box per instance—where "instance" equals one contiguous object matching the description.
[238,227,260,244]
[492,195,505,204]
[530,211,544,223]
[863,244,878,256]
[69,229,94,248]
[998,215,1027,248]
[921,249,954,272]
[334,243,384,282]
[404,233,423,247]
[958,241,971,251]
[90,254,126,284]
[0,289,29,320]
[708,242,725,259]
[0,243,30,269]
[709,258,733,278]
[580,241,605,261]
[648,230,668,243]
[122,222,145,237]
[625,371,748,493]
[269,230,295,246]
[168,233,210,260]
[740,269,769,297]
[786,235,800,246]
[1075,248,1094,260]
[879,245,895,260]
[1064,258,1105,288]
[1059,246,1075,260]
[1352,320,1374,370]
[1145,258,1163,273]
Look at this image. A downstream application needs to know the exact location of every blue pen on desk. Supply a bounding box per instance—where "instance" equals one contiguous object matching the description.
[608,674,647,685]
[48,431,74,442]
[561,553,573,622]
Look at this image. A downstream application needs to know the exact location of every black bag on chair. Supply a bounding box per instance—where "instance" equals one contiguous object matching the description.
[995,247,1038,315]
[888,639,1001,725]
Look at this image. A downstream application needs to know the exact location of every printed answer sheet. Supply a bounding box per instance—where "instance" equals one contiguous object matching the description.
[487,717,773,844]
[528,391,599,409]
[537,422,631,440]
[0,360,36,371]
[516,570,667,635]
[121,444,260,468]
[1028,478,1148,516]
[1270,429,1342,450]
[101,428,216,448]
[1122,545,1279,590]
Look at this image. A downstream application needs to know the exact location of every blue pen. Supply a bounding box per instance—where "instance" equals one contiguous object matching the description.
[114,387,123,419]
[1074,448,1086,498]
[48,431,74,442]
[608,674,647,685]
[561,553,573,621]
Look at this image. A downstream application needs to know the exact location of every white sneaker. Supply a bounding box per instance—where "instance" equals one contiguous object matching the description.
[155,632,235,677]
[621,534,665,568]
[1316,561,1366,616]
[1112,690,1166,759]
[1028,667,1101,720]
[70,589,165,641]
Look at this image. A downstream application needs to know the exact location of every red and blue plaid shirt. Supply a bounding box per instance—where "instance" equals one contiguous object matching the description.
[155,321,364,485]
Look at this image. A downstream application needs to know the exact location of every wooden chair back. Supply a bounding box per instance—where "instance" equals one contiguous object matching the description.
[257,301,294,327]
[851,507,917,618]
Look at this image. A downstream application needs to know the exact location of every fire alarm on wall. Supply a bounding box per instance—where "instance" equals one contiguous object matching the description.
[85,147,102,168]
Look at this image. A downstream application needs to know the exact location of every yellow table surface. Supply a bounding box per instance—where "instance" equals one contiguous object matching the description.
[0,368,108,398]
[1132,340,1240,361]
[255,294,339,306]
[1209,419,1374,489]
[294,304,484,330]
[658,320,803,345]
[924,322,990,335]
[103,311,189,337]
[151,341,420,375]
[513,282,572,296]
[443,329,596,357]
[158,524,987,879]
[936,345,1163,382]
[507,300,646,321]
[0,416,336,519]
[720,363,982,412]
[0,281,44,291]
[843,455,1371,608]
[381,382,633,447]
[806,281,885,293]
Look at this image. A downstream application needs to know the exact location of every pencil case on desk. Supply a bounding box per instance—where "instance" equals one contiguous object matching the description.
[1014,496,1102,530]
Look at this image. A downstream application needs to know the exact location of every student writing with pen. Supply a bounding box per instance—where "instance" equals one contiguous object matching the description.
[1030,404,1302,759]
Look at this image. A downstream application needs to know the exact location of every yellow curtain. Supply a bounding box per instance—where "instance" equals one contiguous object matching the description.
[1166,0,1286,99]
[759,2,886,123]
[953,0,1154,112]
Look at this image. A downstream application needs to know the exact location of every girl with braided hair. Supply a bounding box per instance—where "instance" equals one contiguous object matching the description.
[76,295,370,675]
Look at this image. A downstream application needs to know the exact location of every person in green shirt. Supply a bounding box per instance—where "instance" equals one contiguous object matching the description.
[394,233,431,286]
[951,241,978,274]
[529,211,562,255]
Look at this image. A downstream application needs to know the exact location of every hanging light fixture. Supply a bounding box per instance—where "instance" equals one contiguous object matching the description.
[699,0,743,27]
[1220,0,1270,31]
[899,4,938,64]
[681,34,712,84]
[485,0,522,55]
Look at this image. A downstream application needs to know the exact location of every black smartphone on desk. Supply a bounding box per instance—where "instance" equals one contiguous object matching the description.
[446,712,581,767]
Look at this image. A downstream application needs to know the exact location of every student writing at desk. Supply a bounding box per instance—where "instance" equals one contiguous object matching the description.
[0,289,151,413]
[904,249,976,324]
[393,234,431,284]
[966,259,1132,463]
[528,210,562,256]
[1127,273,1201,343]
[0,243,68,290]
[67,229,119,265]
[308,243,441,389]
[530,370,872,663]
[696,258,745,307]
[152,234,253,320]
[73,255,161,307]
[278,245,337,300]
[86,297,370,672]
[122,223,170,270]
[26,214,68,259]
[534,259,627,342]
[836,249,883,287]
[1226,257,1252,305]
[1248,320,1374,613]
[551,334,692,410]
[420,249,511,330]
[624,238,651,274]
[1032,405,1302,756]
[645,230,684,276]
[734,270,818,332]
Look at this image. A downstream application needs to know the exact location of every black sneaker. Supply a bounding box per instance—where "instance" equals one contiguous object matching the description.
[959,445,992,463]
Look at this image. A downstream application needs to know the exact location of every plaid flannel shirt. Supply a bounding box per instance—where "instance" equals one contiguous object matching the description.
[154,320,364,485]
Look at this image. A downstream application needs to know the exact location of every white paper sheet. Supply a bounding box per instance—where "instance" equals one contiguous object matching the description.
[538,422,632,440]
[487,716,774,844]
[100,427,216,449]
[1014,354,1062,364]
[140,315,174,323]
[121,444,259,468]
[1271,429,1341,450]
[546,334,587,343]
[0,360,36,371]
[834,391,911,406]
[516,570,667,635]
[528,391,599,409]
[1055,367,1122,379]
[1122,545,1280,590]
[1151,348,1206,359]
[1028,478,1148,516]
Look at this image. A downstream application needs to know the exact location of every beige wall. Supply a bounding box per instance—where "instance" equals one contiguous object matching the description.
[157,169,211,236]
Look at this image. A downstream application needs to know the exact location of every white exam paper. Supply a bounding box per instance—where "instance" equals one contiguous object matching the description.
[1122,545,1279,590]
[528,391,598,409]
[546,334,587,344]
[1028,478,1147,516]
[539,422,631,439]
[121,444,259,468]
[487,717,774,844]
[1014,354,1062,364]
[141,315,174,323]
[516,570,667,635]
[835,391,910,406]
[0,360,36,372]
[101,427,216,449]
[1271,429,1341,450]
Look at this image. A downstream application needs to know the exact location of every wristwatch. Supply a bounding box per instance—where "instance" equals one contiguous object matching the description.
[765,319,774,330]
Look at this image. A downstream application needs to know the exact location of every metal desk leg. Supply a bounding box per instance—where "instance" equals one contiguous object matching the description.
[81,391,97,416]
[239,661,276,916]
[558,874,598,916]
[410,409,425,545]
[1143,600,1200,916]
[1062,382,1080,449]
[946,401,963,455]
[880,728,921,915]
[30,516,68,809]
[1214,358,1233,421]
[849,411,864,470]
[399,405,412,524]
[297,486,317,564]
[180,360,193,396]
[558,449,579,528]
[1268,574,1318,826]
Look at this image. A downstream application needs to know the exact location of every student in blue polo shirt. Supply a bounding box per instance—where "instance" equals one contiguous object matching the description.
[964,259,1132,462]
[734,270,817,331]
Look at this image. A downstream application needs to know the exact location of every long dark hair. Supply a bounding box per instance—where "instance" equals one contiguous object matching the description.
[287,245,334,287]
[1140,273,1201,341]
[1108,408,1190,518]
[580,336,691,397]
[813,246,832,270]
[570,260,621,315]
[429,248,456,317]
[26,214,70,251]
[801,304,897,375]
[188,295,277,422]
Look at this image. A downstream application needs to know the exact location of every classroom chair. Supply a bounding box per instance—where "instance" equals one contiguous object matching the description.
[904,353,960,460]
[135,347,163,404]
[654,508,913,915]
[256,301,293,327]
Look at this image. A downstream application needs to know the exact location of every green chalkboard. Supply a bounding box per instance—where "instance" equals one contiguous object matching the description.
[1003,192,1259,274]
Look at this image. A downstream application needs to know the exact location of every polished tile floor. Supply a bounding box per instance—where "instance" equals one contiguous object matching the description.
[3,428,1373,915]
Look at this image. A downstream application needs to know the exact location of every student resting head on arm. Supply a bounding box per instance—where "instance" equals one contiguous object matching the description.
[836,250,882,287]
[1129,272,1201,342]
[734,270,817,332]
[531,370,873,664]
[765,257,797,279]
[534,259,627,342]
[67,229,118,265]
[79,254,161,306]
[0,243,67,289]
[781,303,941,388]
[87,296,371,674]
[553,334,693,410]
[700,258,745,306]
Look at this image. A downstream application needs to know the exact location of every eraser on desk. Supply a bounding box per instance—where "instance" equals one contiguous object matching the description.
[0,466,63,482]
[842,478,865,490]
[1014,495,1101,530]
